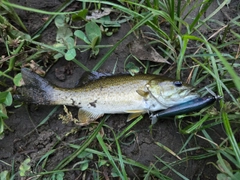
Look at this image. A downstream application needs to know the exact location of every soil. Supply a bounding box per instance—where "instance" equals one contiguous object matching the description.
[0,0,239,179]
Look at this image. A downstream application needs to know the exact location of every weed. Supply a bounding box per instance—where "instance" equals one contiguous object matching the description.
[74,21,102,57]
[0,91,13,138]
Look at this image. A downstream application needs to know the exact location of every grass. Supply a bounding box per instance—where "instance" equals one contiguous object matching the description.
[0,0,240,179]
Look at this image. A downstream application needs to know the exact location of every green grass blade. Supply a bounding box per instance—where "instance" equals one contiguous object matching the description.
[194,0,230,30]
[221,111,240,168]
[78,0,170,38]
[92,12,155,71]
[176,36,188,79]
[96,133,126,179]
[210,45,240,92]
[83,148,169,179]
[32,0,76,38]
[2,0,77,15]
[155,156,189,180]
[1,0,27,31]
[116,115,143,140]
[217,153,235,179]
[54,116,107,170]
[71,58,90,71]
[189,0,214,31]
[182,35,240,103]
[113,130,128,178]
[181,114,209,134]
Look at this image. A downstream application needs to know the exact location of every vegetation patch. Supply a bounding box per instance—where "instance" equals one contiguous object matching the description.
[0,0,239,179]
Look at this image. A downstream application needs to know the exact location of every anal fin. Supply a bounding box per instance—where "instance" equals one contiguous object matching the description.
[78,109,104,126]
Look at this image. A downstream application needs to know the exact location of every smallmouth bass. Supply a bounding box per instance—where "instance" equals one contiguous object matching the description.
[19,68,200,125]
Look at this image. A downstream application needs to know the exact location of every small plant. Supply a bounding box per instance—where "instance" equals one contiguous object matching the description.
[19,158,31,177]
[0,91,13,139]
[74,21,102,57]
[54,14,76,61]
[0,170,11,180]
[73,150,93,171]
[0,157,31,179]
[54,14,104,61]
[0,71,22,138]
[215,158,240,180]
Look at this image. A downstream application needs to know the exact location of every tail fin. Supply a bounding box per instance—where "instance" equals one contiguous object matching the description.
[18,68,54,105]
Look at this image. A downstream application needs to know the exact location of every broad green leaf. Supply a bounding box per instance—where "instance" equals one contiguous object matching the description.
[0,119,5,136]
[0,92,8,104]
[55,15,66,28]
[51,172,64,180]
[80,161,89,171]
[77,151,93,159]
[0,170,10,180]
[13,73,22,86]
[65,37,75,49]
[74,30,90,44]
[53,43,66,49]
[234,172,240,179]
[217,159,233,172]
[72,9,88,21]
[85,21,102,43]
[54,52,63,60]
[91,36,99,49]
[0,107,8,119]
[11,29,31,40]
[106,31,113,36]
[0,92,12,106]
[125,62,139,76]
[65,48,76,61]
[98,160,107,167]
[91,48,99,57]
[56,27,73,43]
[19,158,31,176]
[216,173,231,180]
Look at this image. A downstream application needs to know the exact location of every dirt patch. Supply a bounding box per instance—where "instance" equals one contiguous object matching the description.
[0,0,239,179]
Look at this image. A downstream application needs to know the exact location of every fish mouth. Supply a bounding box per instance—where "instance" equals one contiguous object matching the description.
[185,88,200,98]
[189,87,197,95]
[180,87,200,101]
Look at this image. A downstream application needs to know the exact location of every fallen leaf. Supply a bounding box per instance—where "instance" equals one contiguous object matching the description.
[25,60,45,76]
[86,8,113,20]
[129,39,170,64]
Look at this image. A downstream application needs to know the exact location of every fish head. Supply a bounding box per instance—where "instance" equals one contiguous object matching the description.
[147,78,200,109]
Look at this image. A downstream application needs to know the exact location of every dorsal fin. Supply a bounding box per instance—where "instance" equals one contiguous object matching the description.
[76,71,112,87]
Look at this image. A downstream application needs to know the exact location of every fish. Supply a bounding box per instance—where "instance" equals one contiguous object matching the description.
[150,95,220,124]
[19,68,200,125]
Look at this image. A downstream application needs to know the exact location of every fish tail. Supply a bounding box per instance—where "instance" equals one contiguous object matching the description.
[19,68,54,105]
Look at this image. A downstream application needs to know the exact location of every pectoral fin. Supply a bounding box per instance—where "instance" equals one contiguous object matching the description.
[136,90,149,98]
[78,109,104,126]
[76,71,112,87]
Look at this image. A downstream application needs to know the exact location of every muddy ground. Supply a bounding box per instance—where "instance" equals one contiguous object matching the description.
[0,0,239,179]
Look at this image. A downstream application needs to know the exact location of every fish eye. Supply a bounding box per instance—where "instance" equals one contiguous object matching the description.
[173,81,182,87]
